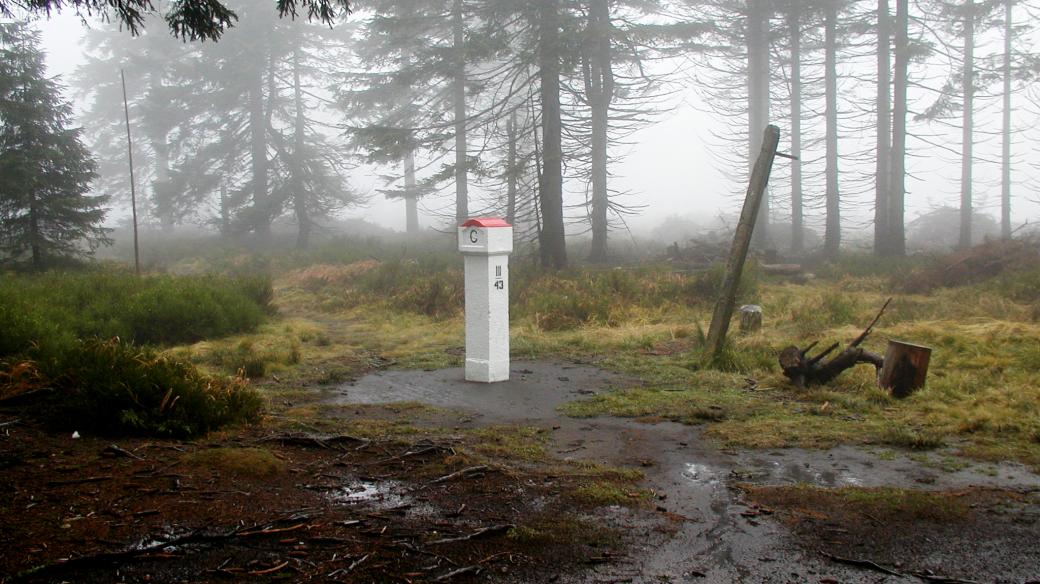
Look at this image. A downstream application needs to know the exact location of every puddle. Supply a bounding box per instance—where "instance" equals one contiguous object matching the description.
[682,462,722,487]
[328,479,412,508]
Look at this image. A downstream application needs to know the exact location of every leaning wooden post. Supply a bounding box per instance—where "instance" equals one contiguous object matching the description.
[706,125,780,359]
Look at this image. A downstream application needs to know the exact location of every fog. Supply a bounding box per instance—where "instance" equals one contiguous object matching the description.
[27,1,1040,251]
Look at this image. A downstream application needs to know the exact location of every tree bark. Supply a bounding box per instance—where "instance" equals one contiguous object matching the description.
[959,0,974,250]
[824,0,840,257]
[747,0,771,249]
[887,0,909,256]
[875,0,892,255]
[1001,0,1013,240]
[249,62,270,239]
[404,148,419,234]
[788,2,803,255]
[453,0,469,224]
[291,39,311,250]
[153,136,173,231]
[506,111,518,225]
[538,0,568,269]
[706,125,780,359]
[586,0,612,263]
[28,191,41,270]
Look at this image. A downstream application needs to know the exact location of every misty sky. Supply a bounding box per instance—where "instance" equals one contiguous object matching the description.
[28,9,1040,242]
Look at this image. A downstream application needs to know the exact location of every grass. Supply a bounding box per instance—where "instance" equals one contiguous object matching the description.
[142,239,1040,470]
[744,484,971,523]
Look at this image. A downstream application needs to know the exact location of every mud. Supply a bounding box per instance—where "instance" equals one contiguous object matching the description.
[336,360,1040,584]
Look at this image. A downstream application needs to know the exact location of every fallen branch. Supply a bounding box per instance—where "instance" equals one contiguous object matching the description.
[434,565,482,581]
[911,572,982,584]
[46,476,113,487]
[426,465,489,486]
[247,560,290,576]
[257,433,367,451]
[237,522,308,537]
[103,444,145,460]
[779,298,891,389]
[11,513,324,581]
[427,524,514,546]
[820,551,903,577]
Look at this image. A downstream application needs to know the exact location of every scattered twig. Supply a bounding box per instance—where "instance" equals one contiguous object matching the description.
[428,524,514,546]
[257,433,367,451]
[911,572,982,584]
[103,444,145,460]
[237,522,308,537]
[820,551,903,577]
[247,560,290,576]
[46,476,113,487]
[0,418,21,428]
[426,465,489,486]
[434,565,481,581]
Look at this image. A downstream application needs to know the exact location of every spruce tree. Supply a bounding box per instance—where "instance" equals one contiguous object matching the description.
[0,24,109,270]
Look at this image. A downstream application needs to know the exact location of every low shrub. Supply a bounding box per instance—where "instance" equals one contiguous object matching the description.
[0,270,272,357]
[892,237,1040,294]
[34,338,262,438]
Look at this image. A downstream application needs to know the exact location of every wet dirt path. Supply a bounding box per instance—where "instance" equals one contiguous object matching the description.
[329,361,1040,583]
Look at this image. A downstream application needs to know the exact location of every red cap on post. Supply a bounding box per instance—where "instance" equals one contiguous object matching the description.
[461,217,511,228]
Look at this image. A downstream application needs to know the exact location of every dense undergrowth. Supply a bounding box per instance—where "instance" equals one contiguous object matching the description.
[0,268,270,437]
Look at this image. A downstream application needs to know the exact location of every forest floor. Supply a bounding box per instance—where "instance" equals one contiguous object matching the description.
[3,262,1040,583]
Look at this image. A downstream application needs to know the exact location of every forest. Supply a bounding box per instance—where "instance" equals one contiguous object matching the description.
[1,1,1040,583]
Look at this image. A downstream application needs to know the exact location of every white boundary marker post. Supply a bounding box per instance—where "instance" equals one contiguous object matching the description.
[458,218,513,382]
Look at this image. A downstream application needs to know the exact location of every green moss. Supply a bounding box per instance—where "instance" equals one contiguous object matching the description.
[184,447,286,478]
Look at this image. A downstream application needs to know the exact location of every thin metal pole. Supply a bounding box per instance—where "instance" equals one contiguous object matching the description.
[121,69,141,275]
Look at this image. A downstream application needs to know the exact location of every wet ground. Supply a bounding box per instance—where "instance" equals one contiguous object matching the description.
[334,360,1040,584]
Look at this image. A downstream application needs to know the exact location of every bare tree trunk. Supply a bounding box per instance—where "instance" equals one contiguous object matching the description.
[506,111,518,225]
[823,1,840,257]
[959,0,974,250]
[291,39,310,250]
[875,0,891,255]
[153,137,173,232]
[1001,0,1013,240]
[452,0,469,224]
[586,0,612,262]
[220,126,232,238]
[538,0,568,269]
[747,0,771,248]
[788,2,803,255]
[249,64,269,239]
[28,192,41,270]
[404,148,419,234]
[887,0,909,257]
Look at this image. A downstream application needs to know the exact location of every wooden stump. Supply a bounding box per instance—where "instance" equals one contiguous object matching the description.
[739,305,763,333]
[880,340,932,398]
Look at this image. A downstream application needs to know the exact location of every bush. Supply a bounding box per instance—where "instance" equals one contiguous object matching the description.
[0,270,272,358]
[34,338,262,438]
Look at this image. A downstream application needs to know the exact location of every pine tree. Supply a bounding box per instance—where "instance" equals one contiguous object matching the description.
[0,24,109,270]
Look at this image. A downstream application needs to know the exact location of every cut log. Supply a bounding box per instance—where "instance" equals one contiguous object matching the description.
[879,340,931,398]
[760,263,803,276]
